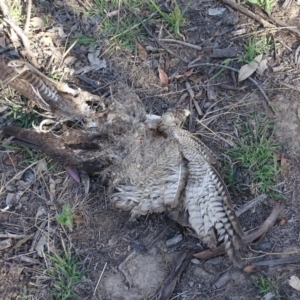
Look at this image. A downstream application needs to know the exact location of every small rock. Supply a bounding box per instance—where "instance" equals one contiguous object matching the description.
[188,281,194,287]
[211,48,237,58]
[208,7,226,16]
[5,185,15,192]
[205,257,223,264]
[222,12,239,25]
[0,238,12,250]
[191,258,200,264]
[214,272,231,289]
[252,242,272,252]
[166,234,183,247]
[260,292,274,300]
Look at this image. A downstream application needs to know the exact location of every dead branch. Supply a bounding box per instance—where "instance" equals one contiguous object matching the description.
[24,0,32,34]
[235,194,267,217]
[221,0,300,38]
[194,205,283,260]
[251,255,300,267]
[159,38,203,50]
[158,250,195,300]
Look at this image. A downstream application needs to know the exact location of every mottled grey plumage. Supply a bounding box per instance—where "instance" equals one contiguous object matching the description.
[1,55,244,264]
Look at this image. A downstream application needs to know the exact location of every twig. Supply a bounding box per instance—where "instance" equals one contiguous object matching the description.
[29,220,47,252]
[221,0,275,28]
[158,250,194,300]
[221,0,300,38]
[185,81,203,117]
[118,250,136,288]
[279,81,300,93]
[24,0,32,34]
[93,262,107,295]
[250,255,300,266]
[235,194,267,217]
[194,205,283,260]
[188,62,275,113]
[159,38,202,50]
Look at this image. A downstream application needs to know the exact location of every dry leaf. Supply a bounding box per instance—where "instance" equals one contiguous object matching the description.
[184,68,194,77]
[207,86,217,101]
[106,10,119,17]
[2,154,17,166]
[175,68,194,79]
[0,238,12,250]
[35,234,47,257]
[66,166,81,183]
[243,264,257,273]
[276,153,289,172]
[49,177,56,202]
[136,42,147,61]
[35,159,48,175]
[238,54,263,82]
[279,219,286,226]
[158,67,169,85]
[30,17,44,30]
[48,26,67,38]
[256,57,268,75]
[289,275,300,291]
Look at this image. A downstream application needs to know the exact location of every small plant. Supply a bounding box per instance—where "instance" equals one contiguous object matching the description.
[253,276,282,299]
[247,0,276,15]
[4,103,40,128]
[8,0,25,24]
[223,161,241,193]
[240,36,272,63]
[150,0,189,37]
[22,147,42,164]
[89,0,145,49]
[56,204,74,230]
[46,248,87,300]
[75,35,98,47]
[226,115,281,197]
[210,58,235,80]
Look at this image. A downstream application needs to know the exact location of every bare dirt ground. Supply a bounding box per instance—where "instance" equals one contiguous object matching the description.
[1,0,300,299]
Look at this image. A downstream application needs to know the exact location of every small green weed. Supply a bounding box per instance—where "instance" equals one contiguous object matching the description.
[89,0,146,49]
[4,103,38,128]
[226,115,281,197]
[46,248,87,300]
[247,0,276,15]
[240,36,272,63]
[56,204,74,231]
[8,0,24,24]
[150,0,189,37]
[253,276,282,299]
[22,147,42,164]
[223,161,242,193]
[76,35,97,47]
[210,58,235,80]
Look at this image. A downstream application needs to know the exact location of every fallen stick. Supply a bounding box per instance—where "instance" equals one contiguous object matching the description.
[221,0,300,38]
[235,194,267,217]
[158,250,195,300]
